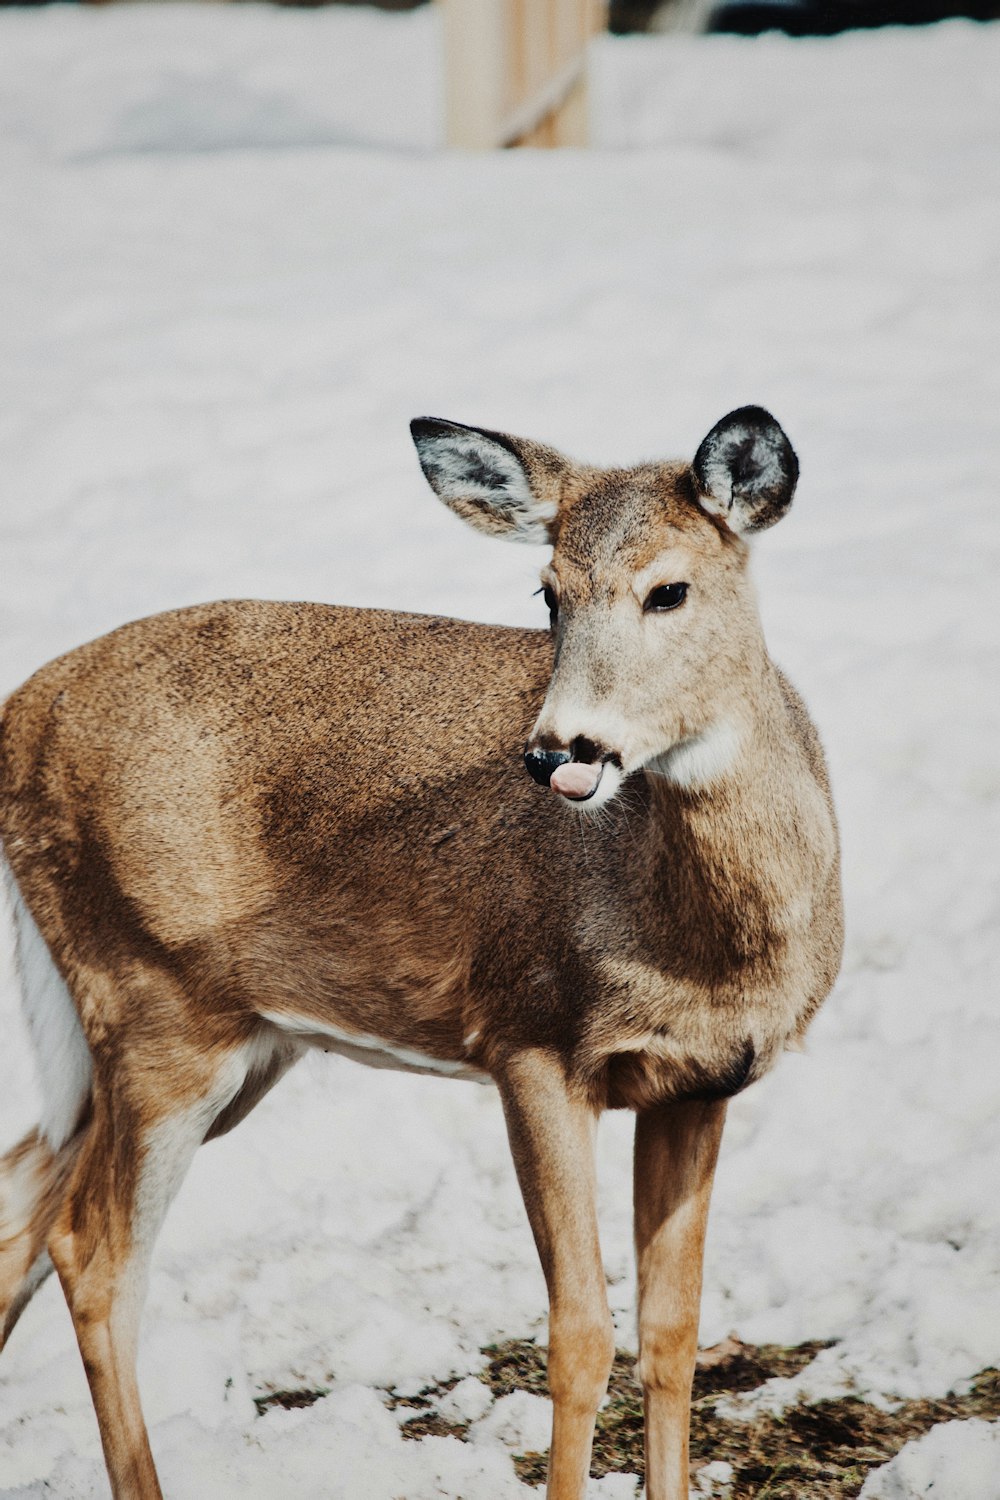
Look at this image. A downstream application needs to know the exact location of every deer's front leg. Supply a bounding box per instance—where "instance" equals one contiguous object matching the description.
[634,1097,727,1500]
[498,1050,614,1500]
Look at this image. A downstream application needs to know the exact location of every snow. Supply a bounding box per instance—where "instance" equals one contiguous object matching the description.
[1,5,999,1497]
[436,1375,494,1425]
[470,1391,554,1455]
[695,1462,735,1496]
[859,1418,1000,1499]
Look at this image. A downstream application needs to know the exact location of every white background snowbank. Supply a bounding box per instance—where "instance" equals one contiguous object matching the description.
[1,6,998,1496]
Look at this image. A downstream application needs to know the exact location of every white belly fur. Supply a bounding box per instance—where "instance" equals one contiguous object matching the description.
[260,1009,492,1084]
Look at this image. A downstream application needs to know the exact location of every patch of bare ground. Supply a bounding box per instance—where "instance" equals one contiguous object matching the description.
[258,1339,1000,1497]
[496,1340,1000,1496]
[254,1384,330,1415]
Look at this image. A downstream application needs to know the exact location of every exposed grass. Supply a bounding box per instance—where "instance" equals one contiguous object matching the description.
[700,1366,1000,1500]
[495,1337,832,1489]
[489,1340,1000,1495]
[258,1340,1000,1497]
[383,1372,466,1440]
[254,1384,330,1416]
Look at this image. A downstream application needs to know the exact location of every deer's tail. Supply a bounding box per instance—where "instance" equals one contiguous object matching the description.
[0,840,92,1347]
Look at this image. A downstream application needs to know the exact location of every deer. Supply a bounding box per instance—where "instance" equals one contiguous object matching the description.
[0,405,842,1500]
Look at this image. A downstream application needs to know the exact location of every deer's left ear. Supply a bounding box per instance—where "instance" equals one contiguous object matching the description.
[692,407,799,534]
[410,417,572,545]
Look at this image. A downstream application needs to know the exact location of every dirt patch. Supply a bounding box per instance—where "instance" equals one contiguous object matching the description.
[488,1339,1000,1495]
[254,1385,330,1416]
[492,1336,832,1489]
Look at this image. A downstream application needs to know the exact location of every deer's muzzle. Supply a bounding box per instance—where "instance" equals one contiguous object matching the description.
[523,741,609,802]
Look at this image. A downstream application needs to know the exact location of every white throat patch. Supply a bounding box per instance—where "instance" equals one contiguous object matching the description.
[651,719,742,792]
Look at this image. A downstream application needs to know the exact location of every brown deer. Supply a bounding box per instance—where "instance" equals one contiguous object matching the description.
[0,406,842,1500]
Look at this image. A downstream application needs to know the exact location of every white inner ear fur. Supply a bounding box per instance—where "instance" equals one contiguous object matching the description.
[651,719,743,791]
[420,430,555,542]
[697,426,785,532]
[697,450,738,516]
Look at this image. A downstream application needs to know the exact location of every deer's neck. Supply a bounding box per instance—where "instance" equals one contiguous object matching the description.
[640,665,834,970]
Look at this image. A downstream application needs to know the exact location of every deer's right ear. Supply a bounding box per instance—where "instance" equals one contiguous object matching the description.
[692,407,799,535]
[410,418,565,545]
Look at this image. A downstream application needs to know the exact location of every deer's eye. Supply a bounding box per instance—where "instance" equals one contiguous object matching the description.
[541,584,559,624]
[644,582,688,613]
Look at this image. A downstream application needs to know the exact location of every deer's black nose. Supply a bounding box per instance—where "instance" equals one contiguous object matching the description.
[523,746,571,787]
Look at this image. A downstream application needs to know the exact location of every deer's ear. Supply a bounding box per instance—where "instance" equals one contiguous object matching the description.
[410,418,569,545]
[692,407,799,535]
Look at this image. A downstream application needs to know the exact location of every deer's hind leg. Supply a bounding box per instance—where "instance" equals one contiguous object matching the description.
[46,994,272,1500]
[0,1126,85,1349]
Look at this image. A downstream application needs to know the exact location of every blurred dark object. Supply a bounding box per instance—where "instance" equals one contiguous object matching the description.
[609,0,668,27]
[266,0,426,8]
[707,0,1000,29]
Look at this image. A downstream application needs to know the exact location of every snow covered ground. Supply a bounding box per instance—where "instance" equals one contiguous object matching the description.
[1,5,999,1496]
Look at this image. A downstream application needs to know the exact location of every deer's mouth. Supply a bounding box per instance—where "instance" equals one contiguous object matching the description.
[523,740,624,809]
[549,760,604,801]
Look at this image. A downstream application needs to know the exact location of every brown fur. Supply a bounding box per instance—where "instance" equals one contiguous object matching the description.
[0,417,842,1500]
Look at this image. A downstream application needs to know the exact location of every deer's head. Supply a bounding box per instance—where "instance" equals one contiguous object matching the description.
[411,408,798,810]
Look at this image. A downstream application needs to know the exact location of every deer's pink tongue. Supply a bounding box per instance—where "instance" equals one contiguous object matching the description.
[550,761,602,800]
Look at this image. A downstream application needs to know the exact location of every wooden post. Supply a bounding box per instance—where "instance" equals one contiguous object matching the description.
[442,0,607,149]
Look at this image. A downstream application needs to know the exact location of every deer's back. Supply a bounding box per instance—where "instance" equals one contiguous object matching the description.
[1,599,552,822]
